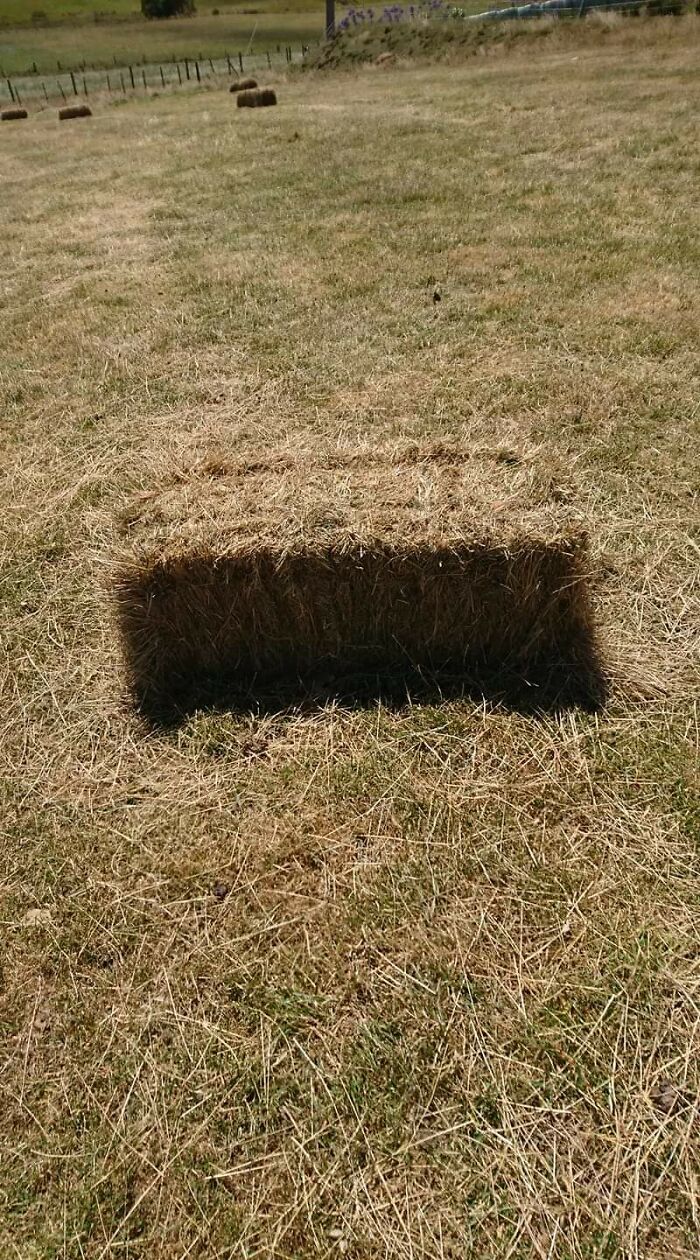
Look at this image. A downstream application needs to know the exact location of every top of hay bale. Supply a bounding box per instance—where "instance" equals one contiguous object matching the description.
[116,440,582,561]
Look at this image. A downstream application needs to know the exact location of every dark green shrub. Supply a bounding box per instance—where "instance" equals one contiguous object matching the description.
[141,0,196,18]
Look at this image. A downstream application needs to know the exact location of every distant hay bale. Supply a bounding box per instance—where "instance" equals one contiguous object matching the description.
[1,108,28,121]
[237,88,277,109]
[58,104,92,121]
[229,77,258,93]
[111,444,602,718]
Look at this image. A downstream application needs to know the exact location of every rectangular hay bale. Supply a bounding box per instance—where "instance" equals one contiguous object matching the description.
[111,445,599,717]
[58,104,92,120]
[236,88,277,108]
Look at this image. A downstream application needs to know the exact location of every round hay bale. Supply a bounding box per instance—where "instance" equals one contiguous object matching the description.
[237,88,277,109]
[1,108,28,121]
[58,104,92,121]
[229,77,258,93]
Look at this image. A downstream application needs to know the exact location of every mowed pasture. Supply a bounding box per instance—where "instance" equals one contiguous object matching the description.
[0,4,323,75]
[2,20,699,1258]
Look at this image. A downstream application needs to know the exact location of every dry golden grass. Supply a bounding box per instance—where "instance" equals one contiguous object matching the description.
[1,19,699,1259]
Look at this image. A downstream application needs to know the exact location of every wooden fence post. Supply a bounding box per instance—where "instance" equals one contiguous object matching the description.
[326,0,336,39]
[70,70,78,95]
[129,65,135,89]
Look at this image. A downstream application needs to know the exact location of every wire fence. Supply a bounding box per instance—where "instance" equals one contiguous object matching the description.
[0,43,312,110]
[460,0,693,22]
[2,3,693,109]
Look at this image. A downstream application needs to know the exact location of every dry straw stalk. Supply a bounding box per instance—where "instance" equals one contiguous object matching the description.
[111,443,601,717]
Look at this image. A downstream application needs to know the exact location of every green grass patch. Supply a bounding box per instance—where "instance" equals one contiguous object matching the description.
[0,4,322,73]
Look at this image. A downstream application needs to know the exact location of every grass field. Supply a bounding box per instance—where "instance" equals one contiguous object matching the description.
[2,16,699,1258]
[0,0,315,21]
[0,7,322,74]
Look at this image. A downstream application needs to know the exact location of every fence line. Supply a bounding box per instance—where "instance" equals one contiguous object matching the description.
[2,6,688,105]
[463,0,690,22]
[0,44,313,108]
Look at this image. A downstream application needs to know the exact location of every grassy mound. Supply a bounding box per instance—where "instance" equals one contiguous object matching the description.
[306,10,698,70]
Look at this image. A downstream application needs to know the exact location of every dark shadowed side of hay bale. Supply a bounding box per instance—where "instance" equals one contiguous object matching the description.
[115,538,597,719]
[1,108,28,121]
[111,445,603,719]
[229,77,258,93]
[236,88,277,109]
[58,104,92,121]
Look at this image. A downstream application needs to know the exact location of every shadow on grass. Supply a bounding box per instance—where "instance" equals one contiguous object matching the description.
[136,652,609,729]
